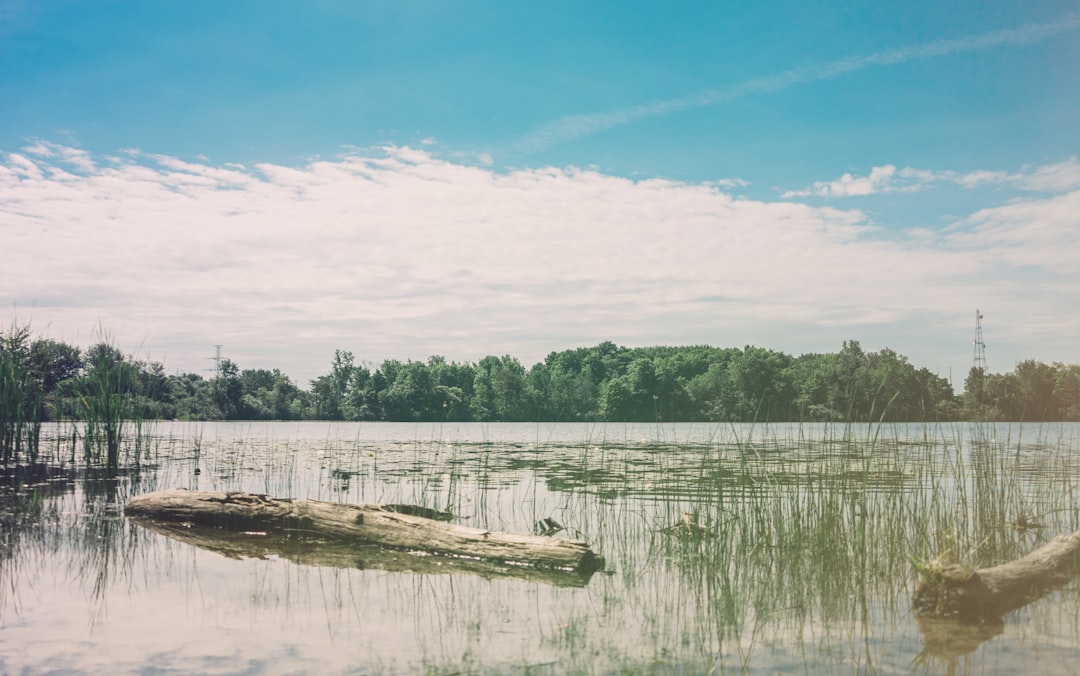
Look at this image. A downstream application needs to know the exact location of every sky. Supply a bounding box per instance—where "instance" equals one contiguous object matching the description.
[2,0,1079,388]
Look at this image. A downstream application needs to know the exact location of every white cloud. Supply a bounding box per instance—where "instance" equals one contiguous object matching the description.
[783,165,906,198]
[4,153,43,180]
[947,189,1080,273]
[785,158,1080,198]
[944,160,1080,192]
[22,140,97,173]
[1013,157,1080,192]
[2,145,1078,383]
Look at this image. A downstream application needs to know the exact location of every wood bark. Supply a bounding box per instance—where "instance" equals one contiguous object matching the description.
[125,489,603,575]
[913,530,1080,620]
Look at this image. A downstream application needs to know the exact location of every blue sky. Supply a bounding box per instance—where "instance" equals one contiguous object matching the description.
[2,0,1079,386]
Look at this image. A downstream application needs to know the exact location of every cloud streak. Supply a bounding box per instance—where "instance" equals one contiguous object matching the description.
[782,158,1080,197]
[2,145,1078,383]
[517,14,1080,153]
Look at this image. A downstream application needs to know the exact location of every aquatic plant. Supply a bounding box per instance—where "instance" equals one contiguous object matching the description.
[80,340,135,473]
[0,323,43,464]
[3,420,1080,673]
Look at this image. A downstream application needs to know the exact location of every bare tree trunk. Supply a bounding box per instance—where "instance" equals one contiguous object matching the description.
[125,489,603,575]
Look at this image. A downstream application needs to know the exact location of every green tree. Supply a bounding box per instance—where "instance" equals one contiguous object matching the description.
[169,372,217,420]
[725,346,793,422]
[913,366,958,421]
[687,361,733,420]
[598,357,675,421]
[239,368,301,420]
[381,360,436,421]
[345,365,381,420]
[472,355,531,421]
[28,339,82,398]
[598,359,653,421]
[427,356,474,421]
[1014,359,1058,421]
[961,366,990,420]
[210,358,244,419]
[1054,364,1080,420]
[530,343,625,420]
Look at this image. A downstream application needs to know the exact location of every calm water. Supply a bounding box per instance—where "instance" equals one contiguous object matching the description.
[2,421,1080,674]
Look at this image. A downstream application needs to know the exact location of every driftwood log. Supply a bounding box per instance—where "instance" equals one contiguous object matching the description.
[913,530,1080,620]
[125,489,603,576]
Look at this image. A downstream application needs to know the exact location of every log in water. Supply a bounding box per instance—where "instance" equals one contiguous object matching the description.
[913,530,1080,620]
[124,489,604,575]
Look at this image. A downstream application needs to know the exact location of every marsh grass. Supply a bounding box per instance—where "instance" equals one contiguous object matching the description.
[80,348,132,473]
[532,421,1080,672]
[2,421,1080,673]
[0,323,43,465]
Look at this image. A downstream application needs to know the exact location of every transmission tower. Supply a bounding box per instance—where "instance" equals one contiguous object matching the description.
[209,345,223,376]
[972,310,987,372]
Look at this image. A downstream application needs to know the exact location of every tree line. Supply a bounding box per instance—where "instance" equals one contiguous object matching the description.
[5,326,1080,438]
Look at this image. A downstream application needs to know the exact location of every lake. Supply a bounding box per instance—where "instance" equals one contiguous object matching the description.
[2,421,1079,674]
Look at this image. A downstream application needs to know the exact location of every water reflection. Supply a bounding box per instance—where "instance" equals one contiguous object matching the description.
[131,518,596,587]
[914,615,1005,673]
[0,422,1078,673]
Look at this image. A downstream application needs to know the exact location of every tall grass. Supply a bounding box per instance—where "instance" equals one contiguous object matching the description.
[2,323,146,473]
[4,420,1080,674]
[80,338,137,473]
[518,421,1080,672]
[0,323,43,465]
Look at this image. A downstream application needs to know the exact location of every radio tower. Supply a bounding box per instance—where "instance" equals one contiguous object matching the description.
[972,310,987,372]
[210,345,223,376]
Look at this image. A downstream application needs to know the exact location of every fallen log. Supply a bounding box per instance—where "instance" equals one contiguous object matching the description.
[912,530,1080,620]
[125,489,603,575]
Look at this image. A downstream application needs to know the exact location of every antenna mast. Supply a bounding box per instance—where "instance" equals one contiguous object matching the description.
[972,310,987,372]
[210,345,223,376]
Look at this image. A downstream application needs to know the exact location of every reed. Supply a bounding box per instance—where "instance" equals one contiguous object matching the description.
[0,323,43,465]
[3,420,1079,674]
[80,339,134,473]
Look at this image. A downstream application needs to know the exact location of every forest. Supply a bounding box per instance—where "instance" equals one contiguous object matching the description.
[3,325,1080,434]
